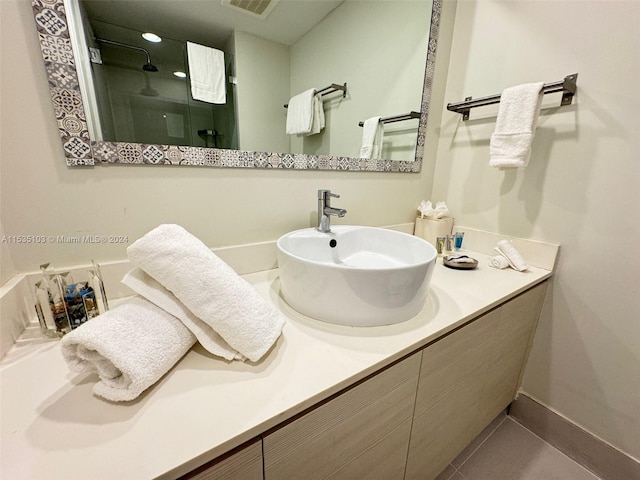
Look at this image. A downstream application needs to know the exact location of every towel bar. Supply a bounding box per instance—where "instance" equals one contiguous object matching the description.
[447,73,578,120]
[358,111,420,127]
[284,83,347,108]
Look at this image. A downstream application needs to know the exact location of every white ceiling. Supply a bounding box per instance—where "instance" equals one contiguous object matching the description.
[82,0,345,48]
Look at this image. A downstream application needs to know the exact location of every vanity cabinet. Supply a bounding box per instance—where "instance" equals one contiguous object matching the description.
[263,353,421,480]
[405,281,547,479]
[184,281,546,480]
[181,438,263,480]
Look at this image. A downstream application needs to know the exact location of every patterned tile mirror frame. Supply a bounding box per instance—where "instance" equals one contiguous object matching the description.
[32,0,442,171]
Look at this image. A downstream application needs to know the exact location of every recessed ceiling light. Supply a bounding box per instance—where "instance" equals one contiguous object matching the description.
[173,71,187,78]
[142,32,162,43]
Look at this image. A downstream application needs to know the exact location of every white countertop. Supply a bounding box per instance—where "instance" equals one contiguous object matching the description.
[0,252,552,479]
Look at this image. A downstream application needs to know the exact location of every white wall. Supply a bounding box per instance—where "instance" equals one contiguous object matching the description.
[434,0,640,461]
[0,0,454,277]
[289,1,430,160]
[233,31,290,153]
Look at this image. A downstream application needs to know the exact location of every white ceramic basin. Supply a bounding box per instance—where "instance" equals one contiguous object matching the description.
[276,226,437,326]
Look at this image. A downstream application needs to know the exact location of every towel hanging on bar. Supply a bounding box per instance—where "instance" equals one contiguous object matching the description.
[358,111,420,127]
[446,73,577,120]
[284,83,347,108]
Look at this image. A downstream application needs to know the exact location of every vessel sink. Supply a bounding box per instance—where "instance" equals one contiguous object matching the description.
[276,226,437,326]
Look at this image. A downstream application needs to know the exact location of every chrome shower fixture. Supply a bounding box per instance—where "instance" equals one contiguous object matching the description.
[95,37,159,72]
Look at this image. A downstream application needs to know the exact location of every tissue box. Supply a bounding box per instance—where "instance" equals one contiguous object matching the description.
[414,217,453,247]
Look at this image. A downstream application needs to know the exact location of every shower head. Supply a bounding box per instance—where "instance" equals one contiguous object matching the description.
[95,37,159,73]
[142,61,159,72]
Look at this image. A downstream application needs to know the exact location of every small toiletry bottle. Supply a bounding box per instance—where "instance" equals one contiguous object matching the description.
[436,237,445,257]
[454,232,465,251]
[445,235,454,255]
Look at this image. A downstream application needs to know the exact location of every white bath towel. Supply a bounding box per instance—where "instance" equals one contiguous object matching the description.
[187,42,226,104]
[122,268,244,361]
[60,296,196,402]
[286,89,316,135]
[489,82,544,169]
[127,224,285,362]
[359,116,383,160]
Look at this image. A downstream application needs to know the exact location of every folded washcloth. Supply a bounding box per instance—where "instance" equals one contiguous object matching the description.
[489,255,510,269]
[495,240,529,271]
[122,268,244,361]
[489,82,544,169]
[60,296,196,402]
[286,88,316,135]
[127,224,285,362]
[359,116,383,160]
[187,41,226,104]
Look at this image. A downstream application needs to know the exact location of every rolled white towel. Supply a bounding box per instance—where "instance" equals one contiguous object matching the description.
[127,224,285,362]
[60,296,196,402]
[489,255,510,269]
[495,240,529,271]
[122,268,244,361]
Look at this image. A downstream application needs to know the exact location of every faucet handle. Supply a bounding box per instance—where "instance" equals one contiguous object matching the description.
[318,189,340,200]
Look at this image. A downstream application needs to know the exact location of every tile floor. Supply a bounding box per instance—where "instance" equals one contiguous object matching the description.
[435,413,602,480]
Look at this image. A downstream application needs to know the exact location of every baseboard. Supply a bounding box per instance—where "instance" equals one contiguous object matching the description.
[509,393,640,480]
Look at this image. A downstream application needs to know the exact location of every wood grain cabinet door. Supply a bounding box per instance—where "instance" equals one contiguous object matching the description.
[182,438,263,480]
[263,353,421,480]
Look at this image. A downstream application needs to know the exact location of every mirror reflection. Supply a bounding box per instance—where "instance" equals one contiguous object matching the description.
[72,0,432,161]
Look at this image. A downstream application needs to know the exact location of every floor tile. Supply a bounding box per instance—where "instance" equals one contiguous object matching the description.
[458,418,601,480]
[452,410,507,468]
[434,464,456,480]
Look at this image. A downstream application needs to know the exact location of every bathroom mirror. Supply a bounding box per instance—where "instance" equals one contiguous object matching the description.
[31,0,441,171]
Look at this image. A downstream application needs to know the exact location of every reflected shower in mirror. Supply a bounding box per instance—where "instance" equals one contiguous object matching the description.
[31,0,442,170]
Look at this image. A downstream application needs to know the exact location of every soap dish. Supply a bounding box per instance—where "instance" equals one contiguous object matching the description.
[443,255,478,270]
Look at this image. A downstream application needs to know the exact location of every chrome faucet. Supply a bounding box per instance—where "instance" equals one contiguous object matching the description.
[317,189,347,233]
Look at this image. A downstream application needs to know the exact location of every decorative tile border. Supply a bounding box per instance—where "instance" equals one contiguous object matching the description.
[32,0,441,171]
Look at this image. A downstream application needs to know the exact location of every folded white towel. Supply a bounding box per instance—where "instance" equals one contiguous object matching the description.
[187,41,226,104]
[495,240,529,271]
[489,82,544,169]
[359,116,383,160]
[60,296,196,402]
[122,268,244,361]
[489,255,510,269]
[286,88,316,134]
[307,94,326,136]
[127,224,285,362]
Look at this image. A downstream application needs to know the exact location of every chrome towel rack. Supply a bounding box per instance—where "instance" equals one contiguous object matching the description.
[447,73,578,120]
[358,111,420,127]
[284,83,347,108]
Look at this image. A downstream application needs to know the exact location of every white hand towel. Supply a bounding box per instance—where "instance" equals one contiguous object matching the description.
[489,82,544,169]
[489,255,510,269]
[286,88,316,135]
[122,268,244,361]
[187,41,226,104]
[60,296,196,402]
[495,240,529,271]
[127,224,285,362]
[307,94,326,136]
[359,116,383,160]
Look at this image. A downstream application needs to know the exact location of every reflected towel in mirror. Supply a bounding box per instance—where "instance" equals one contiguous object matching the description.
[187,41,226,104]
[359,116,383,160]
[286,89,325,135]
